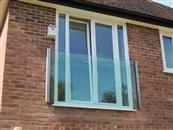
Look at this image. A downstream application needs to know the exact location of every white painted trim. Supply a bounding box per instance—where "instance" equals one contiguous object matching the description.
[160,32,173,74]
[19,0,173,33]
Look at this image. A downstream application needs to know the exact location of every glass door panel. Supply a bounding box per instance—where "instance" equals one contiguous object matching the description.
[95,23,116,103]
[69,20,91,101]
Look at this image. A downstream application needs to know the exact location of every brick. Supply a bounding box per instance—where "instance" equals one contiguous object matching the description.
[0,1,173,130]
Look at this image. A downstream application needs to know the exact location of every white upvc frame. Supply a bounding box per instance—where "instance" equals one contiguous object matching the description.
[91,19,98,103]
[160,31,173,73]
[124,25,133,108]
[92,21,124,107]
[54,9,134,111]
[68,18,93,103]
[65,14,71,102]
[112,24,122,106]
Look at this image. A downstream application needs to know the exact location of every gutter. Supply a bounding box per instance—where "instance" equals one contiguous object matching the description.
[40,0,173,29]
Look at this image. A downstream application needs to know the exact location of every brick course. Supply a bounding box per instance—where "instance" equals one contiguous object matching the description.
[0,1,173,130]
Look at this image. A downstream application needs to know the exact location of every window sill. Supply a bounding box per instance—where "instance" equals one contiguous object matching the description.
[163,68,173,74]
[53,102,136,111]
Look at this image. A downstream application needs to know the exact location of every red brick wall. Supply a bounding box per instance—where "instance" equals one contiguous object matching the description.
[0,1,173,130]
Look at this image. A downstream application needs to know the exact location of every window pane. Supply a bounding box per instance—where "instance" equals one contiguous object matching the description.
[58,15,65,101]
[70,20,91,101]
[59,15,65,52]
[163,36,173,68]
[96,23,116,103]
[70,21,88,55]
[97,58,116,103]
[96,24,113,59]
[118,25,129,106]
[118,26,125,60]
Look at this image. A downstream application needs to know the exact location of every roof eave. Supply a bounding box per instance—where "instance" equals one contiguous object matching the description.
[40,0,173,28]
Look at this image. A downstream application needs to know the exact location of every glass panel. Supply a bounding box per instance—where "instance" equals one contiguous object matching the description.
[131,60,141,109]
[59,15,65,52]
[130,60,138,109]
[163,36,173,68]
[97,58,116,103]
[95,23,116,103]
[50,50,55,103]
[58,15,65,101]
[96,24,113,59]
[70,20,91,101]
[118,25,129,106]
[118,26,125,60]
[70,21,88,55]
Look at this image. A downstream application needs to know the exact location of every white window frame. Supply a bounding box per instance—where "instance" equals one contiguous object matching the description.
[160,32,173,73]
[67,18,93,103]
[54,10,134,111]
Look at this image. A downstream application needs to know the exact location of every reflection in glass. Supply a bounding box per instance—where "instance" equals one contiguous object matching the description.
[96,23,116,103]
[96,23,113,59]
[70,20,91,101]
[130,60,138,109]
[58,15,65,101]
[58,53,65,101]
[97,58,116,103]
[118,25,129,106]
[163,36,173,68]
